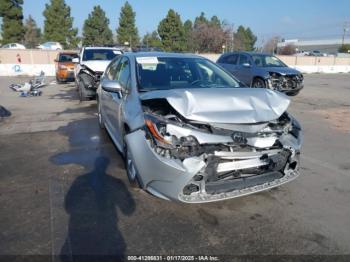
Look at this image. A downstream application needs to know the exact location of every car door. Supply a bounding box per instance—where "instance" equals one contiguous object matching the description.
[236,54,253,85]
[101,57,120,134]
[103,57,131,148]
[218,54,238,75]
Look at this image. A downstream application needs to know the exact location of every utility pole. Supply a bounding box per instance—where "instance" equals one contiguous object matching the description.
[342,22,350,45]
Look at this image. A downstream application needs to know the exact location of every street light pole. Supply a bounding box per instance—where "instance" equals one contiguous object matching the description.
[342,22,350,45]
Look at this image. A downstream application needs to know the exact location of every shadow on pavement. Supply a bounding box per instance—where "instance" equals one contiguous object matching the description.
[60,156,135,261]
[49,116,135,261]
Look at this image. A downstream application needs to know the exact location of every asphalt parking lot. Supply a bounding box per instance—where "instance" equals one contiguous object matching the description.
[0,74,349,259]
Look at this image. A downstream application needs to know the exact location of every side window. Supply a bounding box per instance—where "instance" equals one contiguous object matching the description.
[106,57,121,80]
[225,54,238,65]
[114,57,130,88]
[238,54,249,65]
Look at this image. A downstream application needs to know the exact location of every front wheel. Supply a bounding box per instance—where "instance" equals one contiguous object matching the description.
[251,78,266,88]
[97,99,105,129]
[78,82,89,101]
[124,142,142,188]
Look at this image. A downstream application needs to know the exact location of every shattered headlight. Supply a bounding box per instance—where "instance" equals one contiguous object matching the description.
[144,114,199,149]
[269,72,280,78]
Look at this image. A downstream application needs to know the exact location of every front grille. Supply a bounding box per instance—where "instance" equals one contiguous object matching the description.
[202,149,291,195]
[205,171,284,194]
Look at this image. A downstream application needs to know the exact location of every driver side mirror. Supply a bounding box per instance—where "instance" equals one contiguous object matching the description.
[101,80,122,93]
[72,58,79,63]
[242,62,251,68]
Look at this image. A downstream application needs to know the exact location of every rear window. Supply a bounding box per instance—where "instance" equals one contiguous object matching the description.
[82,49,122,61]
[58,53,78,62]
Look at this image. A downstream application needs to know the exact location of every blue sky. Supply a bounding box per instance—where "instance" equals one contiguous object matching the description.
[23,0,350,45]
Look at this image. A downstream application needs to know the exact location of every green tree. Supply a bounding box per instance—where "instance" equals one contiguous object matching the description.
[142,31,162,48]
[43,0,78,49]
[183,19,194,51]
[24,15,41,48]
[82,6,113,46]
[209,15,221,28]
[234,25,257,51]
[116,1,139,47]
[194,12,208,28]
[158,9,186,52]
[245,27,257,51]
[0,0,25,44]
[338,44,350,53]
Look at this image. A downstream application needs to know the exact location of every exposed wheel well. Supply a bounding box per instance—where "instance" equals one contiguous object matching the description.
[251,76,266,87]
[124,123,130,134]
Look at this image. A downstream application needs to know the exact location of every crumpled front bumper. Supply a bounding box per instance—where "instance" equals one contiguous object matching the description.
[267,76,304,95]
[125,129,301,203]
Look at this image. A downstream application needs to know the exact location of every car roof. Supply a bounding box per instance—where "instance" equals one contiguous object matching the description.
[220,51,274,57]
[59,52,77,55]
[125,52,204,59]
[84,46,122,50]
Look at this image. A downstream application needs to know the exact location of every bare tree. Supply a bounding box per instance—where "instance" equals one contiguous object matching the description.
[278,44,296,55]
[262,36,280,54]
[192,21,229,53]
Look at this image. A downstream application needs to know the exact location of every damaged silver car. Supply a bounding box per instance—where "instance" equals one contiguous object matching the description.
[97,52,303,203]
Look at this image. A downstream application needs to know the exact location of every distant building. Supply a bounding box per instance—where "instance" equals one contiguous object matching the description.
[277,38,350,54]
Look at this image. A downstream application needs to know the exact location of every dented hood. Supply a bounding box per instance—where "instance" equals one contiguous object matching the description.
[81,61,111,72]
[140,88,290,124]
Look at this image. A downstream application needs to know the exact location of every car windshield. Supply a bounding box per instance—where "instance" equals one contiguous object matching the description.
[59,53,78,62]
[83,49,120,61]
[251,55,287,68]
[136,56,241,91]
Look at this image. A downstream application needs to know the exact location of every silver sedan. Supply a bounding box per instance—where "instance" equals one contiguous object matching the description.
[97,52,303,203]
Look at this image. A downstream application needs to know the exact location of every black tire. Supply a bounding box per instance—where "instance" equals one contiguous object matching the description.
[124,142,142,188]
[252,78,266,88]
[97,99,105,129]
[287,91,299,96]
[78,82,89,101]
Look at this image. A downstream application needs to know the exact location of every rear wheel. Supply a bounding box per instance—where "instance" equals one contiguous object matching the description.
[252,78,266,88]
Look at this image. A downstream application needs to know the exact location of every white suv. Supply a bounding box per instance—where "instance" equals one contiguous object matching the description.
[73,47,123,101]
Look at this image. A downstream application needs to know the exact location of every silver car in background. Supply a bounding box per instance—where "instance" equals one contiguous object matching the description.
[97,52,303,203]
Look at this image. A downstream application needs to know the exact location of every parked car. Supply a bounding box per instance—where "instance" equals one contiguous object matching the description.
[217,52,304,96]
[54,52,78,83]
[73,46,123,101]
[309,50,327,57]
[97,52,303,203]
[1,43,26,49]
[37,42,63,50]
